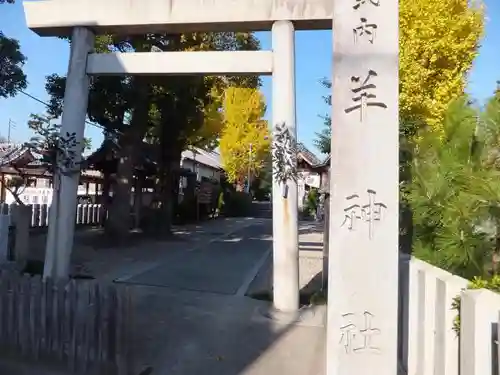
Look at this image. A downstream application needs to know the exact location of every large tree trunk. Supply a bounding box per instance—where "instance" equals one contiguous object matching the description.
[169,153,182,223]
[156,123,182,234]
[236,179,245,192]
[157,156,181,234]
[492,217,500,275]
[399,142,413,255]
[0,173,6,202]
[105,82,149,236]
[105,144,135,235]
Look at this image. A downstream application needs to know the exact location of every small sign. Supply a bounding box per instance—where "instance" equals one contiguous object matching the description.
[304,174,321,188]
[197,182,213,204]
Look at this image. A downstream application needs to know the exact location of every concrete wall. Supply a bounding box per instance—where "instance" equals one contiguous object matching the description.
[398,255,500,375]
[297,171,320,209]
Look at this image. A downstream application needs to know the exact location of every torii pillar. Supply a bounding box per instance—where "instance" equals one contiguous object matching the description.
[271,20,299,312]
[44,27,94,280]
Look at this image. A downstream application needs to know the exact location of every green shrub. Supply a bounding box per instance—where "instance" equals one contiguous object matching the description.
[303,188,319,218]
[217,191,225,213]
[222,192,253,217]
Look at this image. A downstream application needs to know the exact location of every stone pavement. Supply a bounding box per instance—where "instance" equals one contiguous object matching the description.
[0,362,68,375]
[247,221,324,297]
[129,285,326,375]
[118,219,326,375]
[3,218,327,375]
[28,217,259,282]
[116,222,273,294]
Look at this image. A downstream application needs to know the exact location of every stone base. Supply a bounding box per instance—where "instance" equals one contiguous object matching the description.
[254,304,326,328]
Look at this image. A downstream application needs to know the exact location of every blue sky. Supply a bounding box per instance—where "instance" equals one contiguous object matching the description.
[0,1,498,156]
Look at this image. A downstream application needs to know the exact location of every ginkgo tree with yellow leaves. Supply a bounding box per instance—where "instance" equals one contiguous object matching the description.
[399,0,484,133]
[185,85,225,150]
[315,0,484,153]
[219,87,271,190]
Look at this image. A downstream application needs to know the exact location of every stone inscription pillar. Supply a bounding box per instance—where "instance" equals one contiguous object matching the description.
[271,20,300,312]
[327,0,400,373]
[44,27,94,280]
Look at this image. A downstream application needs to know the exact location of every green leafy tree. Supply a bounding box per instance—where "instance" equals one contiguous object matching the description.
[405,97,500,279]
[251,153,272,200]
[313,79,331,154]
[477,82,500,273]
[2,112,90,205]
[0,31,27,98]
[481,82,500,168]
[45,32,261,235]
[27,113,91,157]
[1,0,27,98]
[304,188,319,218]
[144,32,261,231]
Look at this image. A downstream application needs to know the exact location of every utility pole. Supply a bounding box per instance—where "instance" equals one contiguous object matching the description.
[247,143,252,194]
[7,119,16,143]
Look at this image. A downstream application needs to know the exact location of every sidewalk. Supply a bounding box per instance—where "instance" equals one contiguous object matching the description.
[246,221,325,298]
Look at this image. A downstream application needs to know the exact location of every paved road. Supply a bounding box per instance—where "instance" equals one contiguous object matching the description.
[117,220,273,295]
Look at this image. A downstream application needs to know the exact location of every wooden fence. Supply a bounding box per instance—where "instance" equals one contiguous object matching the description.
[0,270,133,374]
[0,203,103,228]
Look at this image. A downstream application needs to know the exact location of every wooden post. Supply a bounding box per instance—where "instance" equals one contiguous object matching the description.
[322,168,330,291]
[0,173,6,202]
[133,175,143,229]
[10,205,31,267]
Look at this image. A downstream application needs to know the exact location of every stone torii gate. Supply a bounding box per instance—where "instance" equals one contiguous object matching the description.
[23,0,399,373]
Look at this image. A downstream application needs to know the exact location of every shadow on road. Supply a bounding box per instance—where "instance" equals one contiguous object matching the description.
[124,221,325,375]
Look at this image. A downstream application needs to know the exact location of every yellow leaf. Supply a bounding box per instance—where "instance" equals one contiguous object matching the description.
[219,87,270,185]
[399,0,484,134]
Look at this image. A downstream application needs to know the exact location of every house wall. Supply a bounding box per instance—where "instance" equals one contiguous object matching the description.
[0,157,219,205]
[297,170,321,209]
[181,158,221,182]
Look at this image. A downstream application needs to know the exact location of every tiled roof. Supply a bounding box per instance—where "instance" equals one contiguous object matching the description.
[0,143,37,167]
[319,154,330,166]
[297,142,321,166]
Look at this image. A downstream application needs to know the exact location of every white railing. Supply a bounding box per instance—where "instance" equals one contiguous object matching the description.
[0,203,103,228]
[399,255,500,375]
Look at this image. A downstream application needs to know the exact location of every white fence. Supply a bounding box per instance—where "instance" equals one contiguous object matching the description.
[399,255,500,375]
[0,203,103,228]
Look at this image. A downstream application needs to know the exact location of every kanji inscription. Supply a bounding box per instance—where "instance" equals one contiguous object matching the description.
[339,311,381,354]
[341,189,387,239]
[353,0,380,10]
[344,70,387,122]
[353,17,377,44]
